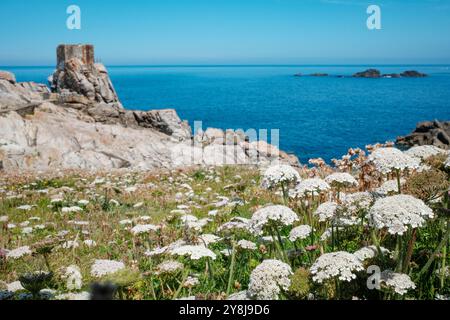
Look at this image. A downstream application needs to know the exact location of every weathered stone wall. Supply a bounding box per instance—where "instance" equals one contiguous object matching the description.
[57,44,94,69]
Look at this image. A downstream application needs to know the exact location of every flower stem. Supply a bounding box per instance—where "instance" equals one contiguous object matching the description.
[226,241,237,296]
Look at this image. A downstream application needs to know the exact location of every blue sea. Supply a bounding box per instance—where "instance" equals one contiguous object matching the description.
[3,65,450,163]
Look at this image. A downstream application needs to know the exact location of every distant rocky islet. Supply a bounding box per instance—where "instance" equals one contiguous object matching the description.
[294,68,427,78]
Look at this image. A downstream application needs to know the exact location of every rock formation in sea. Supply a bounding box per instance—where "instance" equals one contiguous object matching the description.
[0,44,299,172]
[353,69,427,78]
[353,69,382,78]
[397,120,450,149]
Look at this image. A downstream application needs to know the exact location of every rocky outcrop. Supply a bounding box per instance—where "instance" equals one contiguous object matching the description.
[400,70,427,78]
[353,69,427,79]
[353,69,381,78]
[0,78,49,110]
[0,102,298,171]
[397,121,450,149]
[0,71,16,83]
[0,44,299,172]
[50,44,122,108]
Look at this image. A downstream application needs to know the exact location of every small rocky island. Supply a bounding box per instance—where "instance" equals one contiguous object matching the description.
[352,69,427,78]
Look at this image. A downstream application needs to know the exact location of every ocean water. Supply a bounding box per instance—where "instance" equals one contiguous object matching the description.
[3,65,450,163]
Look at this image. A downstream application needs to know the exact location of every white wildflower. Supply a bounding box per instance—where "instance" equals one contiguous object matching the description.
[131,224,160,235]
[17,205,33,211]
[249,205,298,235]
[77,199,90,206]
[6,246,32,259]
[237,239,257,250]
[248,259,293,300]
[291,178,330,197]
[55,292,90,300]
[90,259,125,277]
[156,260,184,275]
[289,225,312,241]
[380,270,416,295]
[228,290,251,300]
[354,246,390,261]
[196,234,221,246]
[83,240,97,247]
[61,206,83,213]
[314,202,338,222]
[171,245,216,260]
[375,179,405,196]
[368,195,434,235]
[310,251,364,283]
[7,281,24,292]
[368,147,420,174]
[404,145,447,161]
[261,165,300,189]
[325,173,358,188]
[183,276,200,288]
[62,265,83,291]
[62,240,79,249]
[22,227,33,234]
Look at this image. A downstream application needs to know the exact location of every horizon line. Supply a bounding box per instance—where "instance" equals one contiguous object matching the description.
[2,63,450,68]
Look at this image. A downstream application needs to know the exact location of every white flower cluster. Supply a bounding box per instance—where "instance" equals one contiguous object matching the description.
[156,260,184,275]
[90,259,125,277]
[144,239,186,257]
[261,165,300,190]
[218,218,251,233]
[380,270,416,295]
[171,245,217,260]
[247,259,293,300]
[325,173,358,188]
[368,195,434,235]
[291,178,330,198]
[314,202,338,222]
[368,147,420,174]
[249,205,299,235]
[61,265,83,291]
[310,251,364,283]
[237,239,257,250]
[6,246,32,259]
[131,224,160,235]
[342,192,373,213]
[375,179,404,196]
[289,225,312,241]
[404,145,447,161]
[196,234,221,246]
[353,246,390,262]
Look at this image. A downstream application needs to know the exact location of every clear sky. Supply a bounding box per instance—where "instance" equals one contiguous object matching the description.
[1,0,450,65]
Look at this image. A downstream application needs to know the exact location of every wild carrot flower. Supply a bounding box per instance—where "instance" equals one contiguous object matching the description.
[380,270,416,295]
[248,259,293,300]
[368,195,434,235]
[368,147,420,174]
[6,246,32,259]
[325,173,358,188]
[90,260,125,277]
[289,225,312,241]
[261,165,300,190]
[314,202,338,222]
[310,252,363,283]
[404,145,447,161]
[249,205,298,235]
[290,178,330,198]
[171,245,217,260]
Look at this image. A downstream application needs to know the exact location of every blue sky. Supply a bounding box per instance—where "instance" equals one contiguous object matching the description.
[1,0,449,65]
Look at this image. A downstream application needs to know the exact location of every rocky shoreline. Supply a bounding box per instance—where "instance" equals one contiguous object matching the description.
[0,45,298,172]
